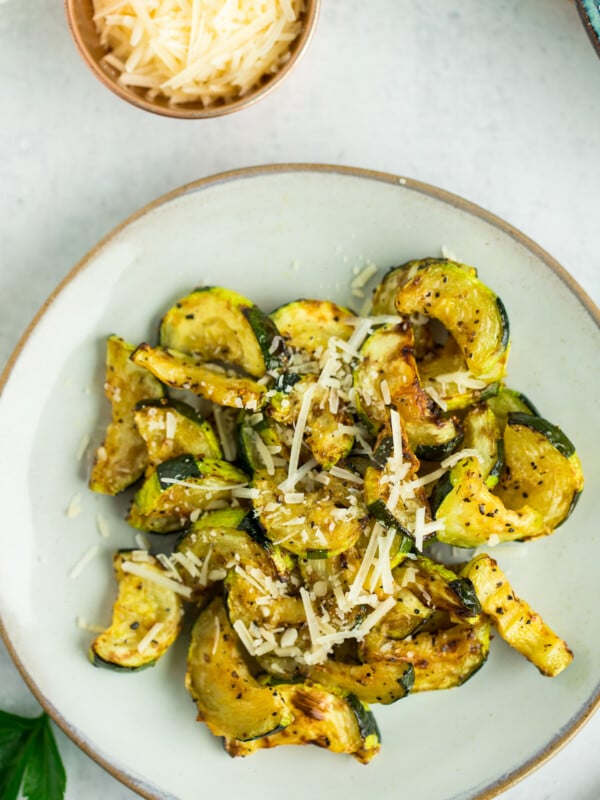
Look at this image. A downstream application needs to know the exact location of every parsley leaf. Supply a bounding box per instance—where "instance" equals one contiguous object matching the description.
[0,711,66,800]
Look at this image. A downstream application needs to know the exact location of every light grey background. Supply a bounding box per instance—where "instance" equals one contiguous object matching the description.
[1,1,599,798]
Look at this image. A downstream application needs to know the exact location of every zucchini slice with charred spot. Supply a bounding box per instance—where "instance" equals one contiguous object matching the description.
[395,259,510,384]
[129,454,248,534]
[134,398,222,472]
[90,335,164,495]
[394,557,481,622]
[462,554,573,677]
[495,412,583,532]
[270,299,357,357]
[251,467,368,557]
[353,323,462,459]
[186,597,292,741]
[131,344,266,411]
[90,551,184,671]
[159,286,286,377]
[359,618,491,692]
[225,685,381,764]
[305,658,415,705]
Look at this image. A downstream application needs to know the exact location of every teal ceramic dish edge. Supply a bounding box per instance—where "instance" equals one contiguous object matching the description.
[576,0,600,57]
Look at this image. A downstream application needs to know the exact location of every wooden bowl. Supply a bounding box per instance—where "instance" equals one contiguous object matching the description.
[64,0,320,119]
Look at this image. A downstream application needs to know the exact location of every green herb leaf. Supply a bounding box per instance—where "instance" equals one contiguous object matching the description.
[0,711,66,800]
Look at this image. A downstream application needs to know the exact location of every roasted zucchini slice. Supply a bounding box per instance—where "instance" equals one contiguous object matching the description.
[353,323,462,459]
[359,618,490,692]
[361,587,433,643]
[90,335,164,494]
[266,377,355,469]
[487,387,539,431]
[462,554,573,677]
[175,508,293,594]
[395,259,510,384]
[159,286,285,377]
[270,299,357,357]
[90,551,185,671]
[305,658,414,705]
[129,454,248,533]
[370,259,448,316]
[393,557,481,622]
[251,467,368,556]
[236,411,288,473]
[225,686,381,764]
[430,456,544,548]
[495,413,584,531]
[461,403,504,488]
[134,398,222,472]
[186,597,292,741]
[131,344,266,411]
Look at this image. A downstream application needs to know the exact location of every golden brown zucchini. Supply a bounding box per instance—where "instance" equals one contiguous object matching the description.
[462,554,573,677]
[89,335,164,494]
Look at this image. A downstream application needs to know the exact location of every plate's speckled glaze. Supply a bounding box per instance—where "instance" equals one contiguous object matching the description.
[0,165,599,800]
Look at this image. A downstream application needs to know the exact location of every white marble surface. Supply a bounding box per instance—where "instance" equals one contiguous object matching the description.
[0,1,599,798]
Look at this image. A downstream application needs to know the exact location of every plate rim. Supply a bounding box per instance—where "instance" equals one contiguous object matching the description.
[1,162,599,800]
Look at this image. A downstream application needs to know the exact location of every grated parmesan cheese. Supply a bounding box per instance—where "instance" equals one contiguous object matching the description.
[92,0,307,107]
[66,493,82,519]
[137,622,164,654]
[121,560,193,598]
[69,544,100,579]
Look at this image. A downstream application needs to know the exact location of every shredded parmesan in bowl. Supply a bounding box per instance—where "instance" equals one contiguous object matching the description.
[91,0,309,108]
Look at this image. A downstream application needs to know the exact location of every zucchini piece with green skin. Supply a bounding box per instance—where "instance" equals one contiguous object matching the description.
[270,299,357,357]
[495,413,584,531]
[393,556,481,622]
[251,467,368,556]
[353,323,462,459]
[159,286,286,377]
[267,376,355,469]
[131,343,266,411]
[461,403,504,488]
[134,398,222,472]
[395,259,510,384]
[358,588,434,657]
[359,618,491,692]
[176,509,294,595]
[305,658,415,705]
[186,597,292,741]
[371,259,453,316]
[90,335,164,495]
[236,411,289,473]
[430,456,544,548]
[225,685,381,764]
[129,454,248,534]
[487,387,540,431]
[462,554,573,677]
[90,551,184,671]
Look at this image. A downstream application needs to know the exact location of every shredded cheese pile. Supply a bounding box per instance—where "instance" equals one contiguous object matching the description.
[92,0,307,106]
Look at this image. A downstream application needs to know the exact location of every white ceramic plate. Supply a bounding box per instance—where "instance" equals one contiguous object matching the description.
[1,165,599,800]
